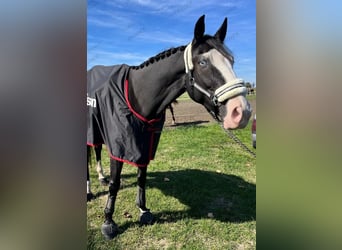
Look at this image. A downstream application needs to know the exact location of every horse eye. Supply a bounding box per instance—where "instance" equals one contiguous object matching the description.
[199,60,207,66]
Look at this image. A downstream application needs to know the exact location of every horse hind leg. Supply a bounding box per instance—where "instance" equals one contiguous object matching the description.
[101,159,123,240]
[94,144,109,186]
[136,167,154,225]
[170,105,176,125]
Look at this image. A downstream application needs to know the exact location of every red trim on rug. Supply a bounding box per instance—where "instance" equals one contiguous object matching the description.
[109,155,148,167]
[87,142,102,147]
[124,79,161,124]
[88,80,163,167]
[97,141,147,167]
[88,143,150,167]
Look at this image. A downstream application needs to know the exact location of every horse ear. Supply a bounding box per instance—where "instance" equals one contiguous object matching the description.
[214,17,228,42]
[194,15,205,41]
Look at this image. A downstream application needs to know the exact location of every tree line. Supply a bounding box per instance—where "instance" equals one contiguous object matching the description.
[244,82,256,95]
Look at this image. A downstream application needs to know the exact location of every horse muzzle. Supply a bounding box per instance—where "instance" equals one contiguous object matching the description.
[187,76,252,129]
[213,79,252,129]
[222,95,252,130]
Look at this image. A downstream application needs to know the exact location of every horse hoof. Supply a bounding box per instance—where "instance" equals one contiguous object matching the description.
[87,192,95,202]
[101,221,118,240]
[99,177,109,186]
[139,210,155,225]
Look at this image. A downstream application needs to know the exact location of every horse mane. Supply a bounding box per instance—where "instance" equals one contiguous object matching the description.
[131,45,186,70]
[130,36,234,70]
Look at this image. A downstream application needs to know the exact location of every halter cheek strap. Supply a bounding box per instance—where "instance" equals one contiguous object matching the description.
[188,76,211,98]
[184,43,247,106]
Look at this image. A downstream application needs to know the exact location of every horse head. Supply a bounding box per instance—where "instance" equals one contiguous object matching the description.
[185,15,252,129]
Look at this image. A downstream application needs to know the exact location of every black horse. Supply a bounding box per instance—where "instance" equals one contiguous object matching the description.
[87,15,252,239]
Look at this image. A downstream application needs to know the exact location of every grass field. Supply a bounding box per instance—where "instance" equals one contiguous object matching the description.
[87,122,256,249]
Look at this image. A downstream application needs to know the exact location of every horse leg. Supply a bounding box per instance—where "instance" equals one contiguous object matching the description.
[101,159,123,239]
[87,145,94,202]
[94,144,109,186]
[169,105,176,125]
[136,167,154,225]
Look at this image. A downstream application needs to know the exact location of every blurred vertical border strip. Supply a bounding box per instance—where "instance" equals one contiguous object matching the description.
[0,1,87,250]
[257,0,342,249]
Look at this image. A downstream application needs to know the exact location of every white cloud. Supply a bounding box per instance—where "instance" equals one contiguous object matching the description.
[87,17,120,28]
[88,49,148,69]
[137,31,190,45]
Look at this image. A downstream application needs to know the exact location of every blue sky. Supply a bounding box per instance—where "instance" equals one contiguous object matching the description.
[88,0,256,84]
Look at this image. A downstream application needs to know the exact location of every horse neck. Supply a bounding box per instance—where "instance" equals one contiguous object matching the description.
[127,49,187,120]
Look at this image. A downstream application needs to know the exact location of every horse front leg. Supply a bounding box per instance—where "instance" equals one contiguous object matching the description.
[101,159,123,240]
[94,144,109,186]
[136,167,154,225]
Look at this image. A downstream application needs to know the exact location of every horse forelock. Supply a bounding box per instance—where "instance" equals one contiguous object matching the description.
[193,36,234,65]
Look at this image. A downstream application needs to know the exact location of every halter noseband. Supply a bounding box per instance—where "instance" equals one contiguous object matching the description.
[184,43,247,106]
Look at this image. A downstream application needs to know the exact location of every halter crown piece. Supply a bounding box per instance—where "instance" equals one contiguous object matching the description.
[184,43,247,106]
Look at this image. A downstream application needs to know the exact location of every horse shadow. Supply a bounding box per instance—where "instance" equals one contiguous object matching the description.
[122,169,255,223]
[91,169,255,237]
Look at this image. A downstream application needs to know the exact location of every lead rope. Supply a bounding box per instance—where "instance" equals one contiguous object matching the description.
[220,124,256,158]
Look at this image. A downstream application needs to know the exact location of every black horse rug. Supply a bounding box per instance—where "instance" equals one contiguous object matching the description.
[87,64,165,167]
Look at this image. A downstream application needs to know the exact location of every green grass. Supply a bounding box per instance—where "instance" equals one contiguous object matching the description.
[176,92,191,101]
[246,94,256,102]
[87,123,256,249]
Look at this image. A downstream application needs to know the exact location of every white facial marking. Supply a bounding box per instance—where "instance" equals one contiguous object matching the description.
[202,49,236,83]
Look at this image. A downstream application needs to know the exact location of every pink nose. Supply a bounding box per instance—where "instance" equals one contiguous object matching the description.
[223,96,250,129]
[231,105,243,124]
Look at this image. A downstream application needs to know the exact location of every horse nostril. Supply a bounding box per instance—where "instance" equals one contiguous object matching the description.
[231,106,243,123]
